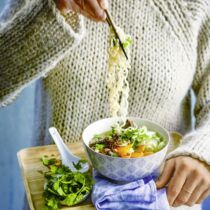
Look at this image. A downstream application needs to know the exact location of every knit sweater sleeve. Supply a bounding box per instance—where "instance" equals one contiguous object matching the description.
[166,5,210,165]
[0,0,85,107]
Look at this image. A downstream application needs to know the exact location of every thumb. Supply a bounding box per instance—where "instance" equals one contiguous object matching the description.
[156,159,175,189]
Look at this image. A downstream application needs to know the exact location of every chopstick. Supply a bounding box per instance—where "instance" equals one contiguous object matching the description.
[105,10,129,60]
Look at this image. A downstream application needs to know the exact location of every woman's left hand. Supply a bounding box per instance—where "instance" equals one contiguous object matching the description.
[156,156,210,207]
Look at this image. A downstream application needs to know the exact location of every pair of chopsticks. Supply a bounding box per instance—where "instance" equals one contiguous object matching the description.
[105,10,129,60]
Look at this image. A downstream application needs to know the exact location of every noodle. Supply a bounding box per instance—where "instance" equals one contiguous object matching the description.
[107,27,132,118]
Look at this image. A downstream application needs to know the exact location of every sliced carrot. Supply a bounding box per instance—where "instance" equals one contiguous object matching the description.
[136,145,145,152]
[116,144,132,156]
[143,152,154,156]
[131,152,144,158]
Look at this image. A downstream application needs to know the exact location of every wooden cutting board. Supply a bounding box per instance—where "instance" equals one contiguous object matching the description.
[17,142,96,210]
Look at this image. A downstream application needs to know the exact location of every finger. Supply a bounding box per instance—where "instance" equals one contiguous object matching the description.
[97,0,108,9]
[186,184,208,206]
[58,0,81,14]
[82,0,106,20]
[156,160,175,189]
[167,167,188,206]
[57,0,86,14]
[67,1,95,20]
[82,3,104,21]
[196,189,210,204]
[80,10,99,21]
[56,0,69,12]
[173,174,200,206]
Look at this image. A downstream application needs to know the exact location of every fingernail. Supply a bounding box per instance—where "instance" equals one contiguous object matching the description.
[101,0,108,9]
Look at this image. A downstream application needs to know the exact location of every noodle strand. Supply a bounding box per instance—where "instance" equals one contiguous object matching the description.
[107,27,132,119]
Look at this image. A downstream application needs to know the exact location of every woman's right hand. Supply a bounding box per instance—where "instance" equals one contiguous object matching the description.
[56,0,108,22]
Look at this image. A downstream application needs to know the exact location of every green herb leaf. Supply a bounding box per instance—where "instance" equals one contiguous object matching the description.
[60,193,77,206]
[95,144,105,151]
[123,36,133,48]
[73,160,87,171]
[41,157,56,166]
[39,156,93,210]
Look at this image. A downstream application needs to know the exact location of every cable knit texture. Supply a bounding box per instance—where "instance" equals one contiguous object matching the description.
[0,1,210,209]
[0,0,85,105]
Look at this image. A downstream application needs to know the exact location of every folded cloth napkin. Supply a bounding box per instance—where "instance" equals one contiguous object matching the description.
[91,171,170,210]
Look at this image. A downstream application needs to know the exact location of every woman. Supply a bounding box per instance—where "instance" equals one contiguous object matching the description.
[0,0,209,209]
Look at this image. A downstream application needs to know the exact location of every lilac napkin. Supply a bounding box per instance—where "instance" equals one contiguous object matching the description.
[91,171,170,210]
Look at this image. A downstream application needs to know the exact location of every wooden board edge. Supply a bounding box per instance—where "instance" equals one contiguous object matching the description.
[17,144,56,153]
[17,150,36,210]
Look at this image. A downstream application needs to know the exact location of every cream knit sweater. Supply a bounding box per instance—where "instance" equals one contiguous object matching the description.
[0,0,210,209]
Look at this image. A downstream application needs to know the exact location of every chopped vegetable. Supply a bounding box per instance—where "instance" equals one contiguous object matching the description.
[130,152,144,158]
[122,36,133,48]
[95,144,105,152]
[89,120,167,158]
[115,144,132,157]
[40,156,93,210]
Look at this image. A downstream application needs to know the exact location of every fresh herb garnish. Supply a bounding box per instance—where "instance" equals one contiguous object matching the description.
[89,120,167,158]
[95,144,105,151]
[40,156,93,210]
[73,159,87,171]
[123,36,133,48]
[41,156,56,166]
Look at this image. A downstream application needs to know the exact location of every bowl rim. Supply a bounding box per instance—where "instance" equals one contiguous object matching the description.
[82,117,170,160]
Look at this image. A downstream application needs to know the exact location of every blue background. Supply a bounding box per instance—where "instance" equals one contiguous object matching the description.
[0,1,209,210]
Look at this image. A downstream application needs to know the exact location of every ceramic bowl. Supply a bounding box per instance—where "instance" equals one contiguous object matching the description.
[82,117,170,182]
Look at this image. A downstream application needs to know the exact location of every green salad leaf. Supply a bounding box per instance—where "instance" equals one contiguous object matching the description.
[40,156,93,210]
[94,121,166,154]
[95,144,105,151]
